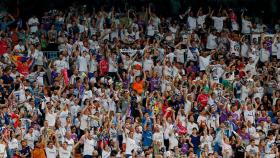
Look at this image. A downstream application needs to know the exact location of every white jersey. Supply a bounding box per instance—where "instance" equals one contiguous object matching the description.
[230,40,240,56]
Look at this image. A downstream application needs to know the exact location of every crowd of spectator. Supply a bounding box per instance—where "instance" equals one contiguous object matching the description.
[0,3,280,158]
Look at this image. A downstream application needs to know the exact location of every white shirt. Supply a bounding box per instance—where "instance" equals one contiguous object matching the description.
[244,109,255,124]
[108,57,118,72]
[65,138,74,151]
[54,59,68,72]
[80,115,88,130]
[242,19,252,34]
[187,16,197,30]
[45,112,57,127]
[153,132,164,146]
[45,146,57,158]
[230,39,240,56]
[246,145,259,155]
[241,85,250,101]
[186,122,199,135]
[147,24,155,36]
[14,89,26,103]
[78,56,88,72]
[28,17,39,33]
[125,137,139,155]
[197,15,207,28]
[206,34,217,50]
[259,48,270,63]
[0,144,7,158]
[8,138,18,150]
[143,59,154,71]
[275,43,280,59]
[241,43,249,58]
[13,44,25,52]
[83,138,95,156]
[24,133,35,149]
[212,17,227,32]
[58,147,71,158]
[199,55,211,71]
[89,60,98,72]
[175,49,186,63]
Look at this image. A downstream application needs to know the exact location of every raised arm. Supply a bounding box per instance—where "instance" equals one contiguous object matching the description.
[197,7,202,17]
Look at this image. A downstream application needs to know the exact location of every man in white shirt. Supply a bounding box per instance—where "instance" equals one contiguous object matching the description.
[24,128,35,149]
[206,31,218,50]
[58,142,71,158]
[211,12,227,32]
[246,139,259,158]
[186,116,199,135]
[45,141,57,158]
[27,16,39,33]
[77,51,89,73]
[241,12,252,34]
[125,131,140,157]
[54,55,68,73]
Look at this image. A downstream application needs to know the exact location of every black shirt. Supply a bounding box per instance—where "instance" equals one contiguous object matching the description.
[234,145,245,158]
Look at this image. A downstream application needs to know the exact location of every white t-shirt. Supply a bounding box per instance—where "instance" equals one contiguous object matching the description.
[245,145,259,156]
[34,50,44,66]
[187,16,197,30]
[199,55,211,71]
[241,19,252,34]
[186,122,199,135]
[45,146,57,158]
[244,109,255,124]
[80,114,88,130]
[175,49,186,63]
[58,147,71,158]
[230,39,240,56]
[24,133,35,149]
[0,144,7,158]
[241,85,249,101]
[108,57,118,72]
[197,15,207,28]
[153,132,164,146]
[65,138,74,151]
[14,89,26,103]
[89,60,98,72]
[212,17,227,32]
[206,34,217,50]
[241,43,249,58]
[275,43,280,59]
[254,87,264,99]
[125,137,139,155]
[143,59,154,71]
[78,56,88,72]
[54,60,68,72]
[169,134,178,150]
[147,24,155,36]
[28,17,39,33]
[8,138,18,150]
[259,48,270,63]
[83,138,95,156]
[45,112,57,127]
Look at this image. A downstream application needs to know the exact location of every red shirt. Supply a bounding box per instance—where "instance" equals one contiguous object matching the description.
[197,93,208,106]
[0,40,8,55]
[99,59,109,76]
